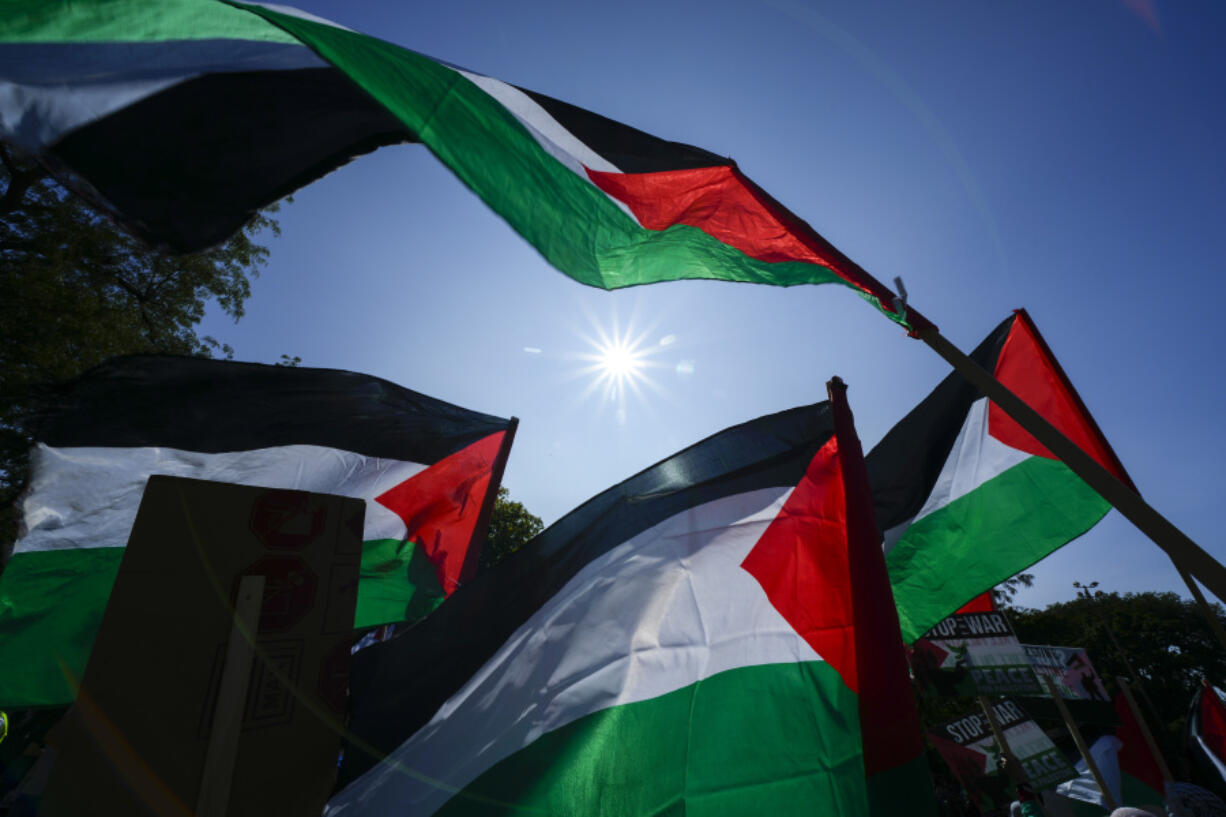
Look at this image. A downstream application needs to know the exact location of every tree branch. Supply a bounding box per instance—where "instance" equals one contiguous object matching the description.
[109,272,152,307]
[0,142,17,176]
[0,144,47,218]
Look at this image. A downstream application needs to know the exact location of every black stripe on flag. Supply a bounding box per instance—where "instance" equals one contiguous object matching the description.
[339,402,836,784]
[0,40,325,85]
[33,355,507,464]
[517,86,730,174]
[52,68,411,252]
[866,314,1014,535]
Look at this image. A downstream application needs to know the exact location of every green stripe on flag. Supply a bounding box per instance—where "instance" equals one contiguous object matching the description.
[356,538,446,630]
[888,456,1110,643]
[0,547,124,708]
[0,537,448,706]
[235,4,853,294]
[0,0,299,44]
[1121,772,1166,814]
[433,660,867,816]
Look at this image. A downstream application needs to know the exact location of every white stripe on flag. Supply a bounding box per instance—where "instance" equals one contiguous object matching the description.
[457,69,621,174]
[18,443,425,554]
[327,485,823,816]
[883,397,1029,555]
[454,68,640,222]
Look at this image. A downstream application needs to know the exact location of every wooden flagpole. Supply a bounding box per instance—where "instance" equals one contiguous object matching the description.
[827,376,939,813]
[911,322,1226,606]
[976,697,1049,817]
[1039,675,1118,812]
[1175,567,1226,657]
[978,697,1025,785]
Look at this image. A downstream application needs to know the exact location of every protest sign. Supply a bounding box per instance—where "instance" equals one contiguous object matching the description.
[913,610,1041,696]
[41,477,363,817]
[1022,644,1110,701]
[931,698,1078,810]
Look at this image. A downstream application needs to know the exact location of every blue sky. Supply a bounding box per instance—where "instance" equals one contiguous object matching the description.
[200,0,1226,611]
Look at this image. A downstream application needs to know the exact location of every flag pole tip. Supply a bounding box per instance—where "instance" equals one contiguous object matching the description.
[892,276,908,316]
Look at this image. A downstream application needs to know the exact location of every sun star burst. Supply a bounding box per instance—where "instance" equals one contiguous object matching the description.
[572,310,665,424]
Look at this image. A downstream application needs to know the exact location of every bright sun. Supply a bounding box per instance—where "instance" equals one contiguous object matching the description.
[599,341,641,379]
[572,311,663,424]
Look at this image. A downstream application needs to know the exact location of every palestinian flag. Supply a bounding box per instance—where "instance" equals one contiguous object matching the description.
[1054,731,1170,817]
[1113,691,1168,810]
[0,355,512,708]
[331,395,933,817]
[0,0,917,329]
[1189,681,1226,798]
[868,309,1131,643]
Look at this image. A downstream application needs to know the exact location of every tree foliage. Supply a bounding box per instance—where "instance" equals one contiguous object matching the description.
[1010,590,1226,737]
[480,487,544,570]
[0,142,279,559]
[919,589,1226,808]
[992,572,1034,609]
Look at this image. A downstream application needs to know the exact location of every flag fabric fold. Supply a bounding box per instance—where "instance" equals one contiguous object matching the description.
[0,0,914,327]
[332,398,931,816]
[1055,735,1125,809]
[1189,681,1226,798]
[1112,691,1168,809]
[867,309,1131,642]
[0,355,511,708]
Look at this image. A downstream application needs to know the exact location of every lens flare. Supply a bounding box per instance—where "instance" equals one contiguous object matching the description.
[572,309,666,425]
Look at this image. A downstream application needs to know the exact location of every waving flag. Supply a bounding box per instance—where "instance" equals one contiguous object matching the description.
[332,396,932,816]
[868,310,1131,642]
[0,0,913,326]
[1190,681,1226,796]
[0,356,512,708]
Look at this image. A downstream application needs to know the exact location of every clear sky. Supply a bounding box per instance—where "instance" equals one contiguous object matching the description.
[199,0,1226,612]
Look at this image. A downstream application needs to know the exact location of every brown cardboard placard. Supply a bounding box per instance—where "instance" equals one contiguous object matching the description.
[41,476,363,817]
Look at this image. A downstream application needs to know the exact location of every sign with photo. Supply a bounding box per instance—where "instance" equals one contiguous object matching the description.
[1022,644,1110,701]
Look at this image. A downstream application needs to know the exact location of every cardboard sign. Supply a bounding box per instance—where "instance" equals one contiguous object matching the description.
[912,610,1042,696]
[41,476,364,817]
[1022,644,1111,701]
[931,699,1078,810]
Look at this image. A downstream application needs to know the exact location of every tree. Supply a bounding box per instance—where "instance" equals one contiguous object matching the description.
[917,590,1226,810]
[993,572,1035,609]
[0,142,280,559]
[480,487,544,570]
[1010,591,1226,739]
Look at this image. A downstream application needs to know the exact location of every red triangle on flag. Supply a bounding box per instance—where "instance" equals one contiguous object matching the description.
[988,310,1132,485]
[1114,690,1166,794]
[741,436,857,689]
[1199,681,1226,767]
[375,431,506,595]
[741,398,924,780]
[956,592,997,614]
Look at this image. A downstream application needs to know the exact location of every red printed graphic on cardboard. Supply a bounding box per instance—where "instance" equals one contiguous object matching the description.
[249,490,328,551]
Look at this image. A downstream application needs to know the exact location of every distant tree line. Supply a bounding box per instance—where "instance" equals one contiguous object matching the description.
[0,141,279,561]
